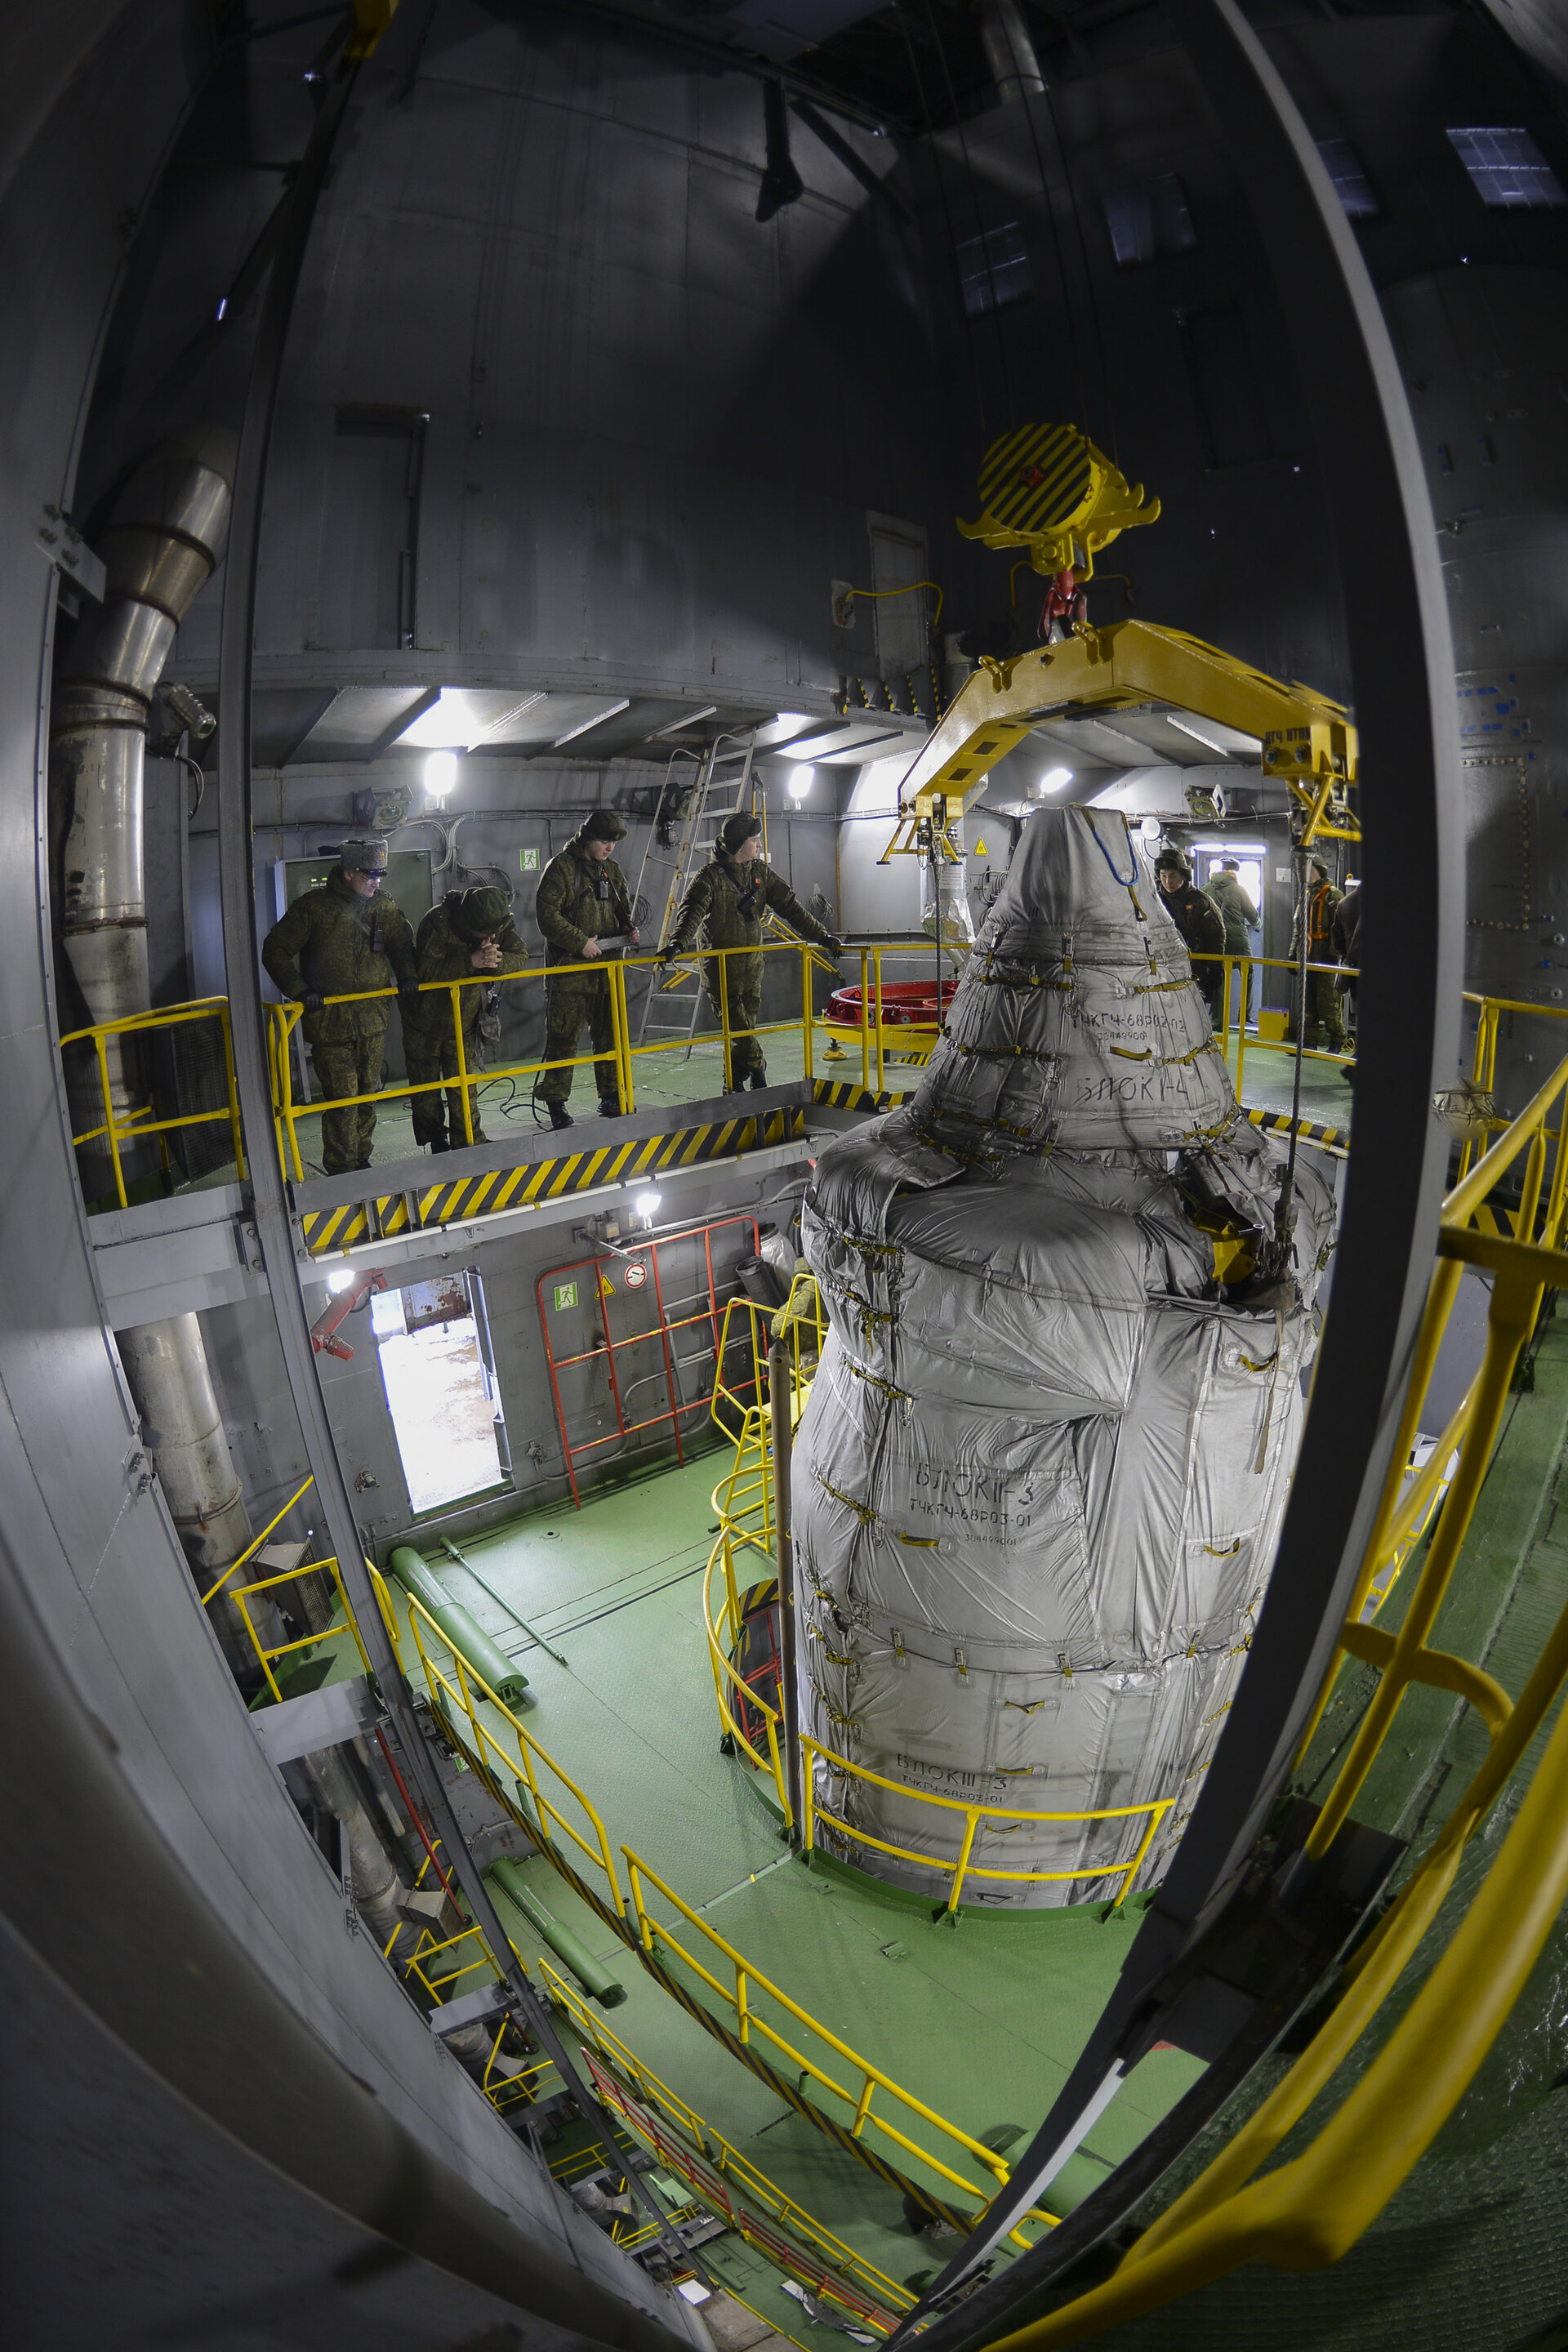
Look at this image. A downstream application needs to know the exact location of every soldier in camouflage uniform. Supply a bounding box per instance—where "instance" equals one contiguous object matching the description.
[404,885,530,1152]
[262,838,418,1174]
[662,812,840,1090]
[534,811,638,1130]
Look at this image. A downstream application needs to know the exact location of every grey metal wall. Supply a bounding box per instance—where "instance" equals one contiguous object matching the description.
[0,7,710,2336]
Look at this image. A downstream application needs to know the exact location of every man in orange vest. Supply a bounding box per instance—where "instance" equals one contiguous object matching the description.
[1290,857,1348,1054]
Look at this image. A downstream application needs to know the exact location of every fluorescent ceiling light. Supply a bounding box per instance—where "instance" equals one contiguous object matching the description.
[467,692,547,747]
[1165,713,1261,755]
[425,749,457,802]
[552,697,630,747]
[634,1188,662,1223]
[787,767,813,800]
[648,705,719,741]
[1039,765,1074,793]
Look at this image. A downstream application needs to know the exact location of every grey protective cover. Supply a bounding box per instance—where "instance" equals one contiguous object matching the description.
[792,808,1334,1906]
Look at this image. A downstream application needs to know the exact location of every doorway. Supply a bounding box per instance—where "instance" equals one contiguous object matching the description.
[1190,839,1265,1029]
[372,1270,511,1514]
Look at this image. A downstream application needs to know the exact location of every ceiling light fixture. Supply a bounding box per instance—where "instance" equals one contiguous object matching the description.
[425,749,458,804]
[326,1267,356,1293]
[787,766,813,802]
[1040,765,1074,794]
[634,1188,662,1226]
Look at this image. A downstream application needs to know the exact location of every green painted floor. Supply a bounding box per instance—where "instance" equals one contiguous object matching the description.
[368,1453,1205,2296]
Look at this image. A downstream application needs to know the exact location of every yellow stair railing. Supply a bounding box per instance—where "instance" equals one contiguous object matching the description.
[621,1844,1057,2243]
[540,1957,915,2331]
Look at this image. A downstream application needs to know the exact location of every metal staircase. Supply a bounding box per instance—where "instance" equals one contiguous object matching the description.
[633,728,757,1054]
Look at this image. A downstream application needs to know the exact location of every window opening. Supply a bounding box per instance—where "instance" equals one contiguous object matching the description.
[1103,174,1196,266]
[372,1271,508,1513]
[1316,139,1379,220]
[956,221,1032,316]
[1447,127,1566,209]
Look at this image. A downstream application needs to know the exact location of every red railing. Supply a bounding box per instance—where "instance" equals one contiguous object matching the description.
[536,1215,761,1505]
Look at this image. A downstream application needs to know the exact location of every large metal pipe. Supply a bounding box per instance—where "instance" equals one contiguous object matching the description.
[51,426,234,1104]
[977,0,1045,104]
[116,1312,259,1670]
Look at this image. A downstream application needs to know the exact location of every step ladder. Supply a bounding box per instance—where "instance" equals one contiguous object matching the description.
[634,729,758,1056]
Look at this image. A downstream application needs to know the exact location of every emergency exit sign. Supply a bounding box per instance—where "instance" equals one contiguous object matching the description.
[552,1281,577,1312]
[520,847,540,872]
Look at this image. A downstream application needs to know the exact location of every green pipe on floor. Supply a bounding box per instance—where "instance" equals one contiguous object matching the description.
[487,1856,626,2009]
[386,1545,529,1708]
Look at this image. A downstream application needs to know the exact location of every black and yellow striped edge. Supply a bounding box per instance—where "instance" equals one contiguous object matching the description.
[300,1107,808,1256]
[976,420,1095,536]
[813,1078,914,1115]
[1247,1107,1348,1152]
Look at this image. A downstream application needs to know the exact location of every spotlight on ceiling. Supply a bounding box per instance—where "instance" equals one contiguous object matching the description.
[634,1188,662,1226]
[787,765,813,802]
[326,1268,356,1293]
[425,749,458,804]
[1040,765,1074,795]
[1139,815,1164,843]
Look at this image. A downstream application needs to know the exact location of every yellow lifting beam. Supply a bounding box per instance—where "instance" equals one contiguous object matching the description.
[880,617,1358,862]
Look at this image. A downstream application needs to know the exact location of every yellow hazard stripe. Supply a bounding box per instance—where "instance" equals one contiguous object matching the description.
[299,1111,810,1254]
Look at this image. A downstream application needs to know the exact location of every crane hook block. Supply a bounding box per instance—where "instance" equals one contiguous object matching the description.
[956,421,1160,581]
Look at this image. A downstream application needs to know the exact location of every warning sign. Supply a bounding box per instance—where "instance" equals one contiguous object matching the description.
[552,1281,578,1312]
[624,1262,648,1290]
[599,1275,615,1298]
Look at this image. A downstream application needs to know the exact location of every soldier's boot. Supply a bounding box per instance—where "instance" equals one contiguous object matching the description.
[746,1067,768,1091]
[547,1102,573,1132]
[430,1135,450,1153]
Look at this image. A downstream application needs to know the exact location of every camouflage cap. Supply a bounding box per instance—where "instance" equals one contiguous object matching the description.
[336,837,389,875]
[1152,845,1190,877]
[719,810,764,855]
[581,809,627,843]
[452,885,511,938]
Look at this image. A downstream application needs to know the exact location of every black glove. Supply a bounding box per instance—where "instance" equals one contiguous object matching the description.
[398,978,421,1008]
[825,934,844,957]
[301,991,323,1016]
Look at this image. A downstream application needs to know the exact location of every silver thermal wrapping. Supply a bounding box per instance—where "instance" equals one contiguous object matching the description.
[792,809,1334,1906]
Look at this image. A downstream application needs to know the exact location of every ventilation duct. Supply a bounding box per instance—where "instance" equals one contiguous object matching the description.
[50,427,235,1107]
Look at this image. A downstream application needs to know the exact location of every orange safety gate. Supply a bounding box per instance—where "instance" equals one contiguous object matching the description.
[536,1216,762,1506]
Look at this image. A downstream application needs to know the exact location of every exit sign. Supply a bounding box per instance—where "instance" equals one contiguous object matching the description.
[520,846,540,872]
[552,1281,578,1312]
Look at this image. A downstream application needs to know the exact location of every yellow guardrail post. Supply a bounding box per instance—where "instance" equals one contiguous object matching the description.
[218,1002,248,1179]
[91,1032,128,1207]
[449,981,474,1145]
[801,941,815,1082]
[947,1811,980,1914]
[611,956,634,1113]
[873,947,886,1096]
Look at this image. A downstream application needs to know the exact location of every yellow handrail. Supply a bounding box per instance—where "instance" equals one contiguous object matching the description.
[267,933,829,1175]
[539,1957,915,2322]
[200,1472,316,1605]
[225,1548,404,1701]
[60,996,248,1208]
[621,1845,1057,2238]
[403,1592,627,1918]
[801,1743,1172,1914]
